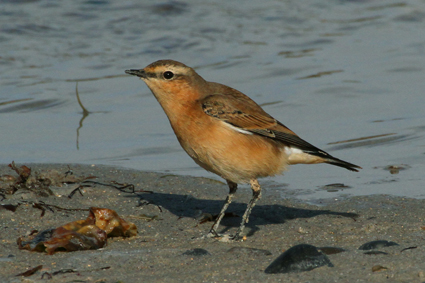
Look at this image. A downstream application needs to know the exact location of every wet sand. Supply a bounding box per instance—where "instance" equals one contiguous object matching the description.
[1,163,424,282]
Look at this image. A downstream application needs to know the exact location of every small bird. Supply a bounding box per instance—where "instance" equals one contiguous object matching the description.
[125,60,361,240]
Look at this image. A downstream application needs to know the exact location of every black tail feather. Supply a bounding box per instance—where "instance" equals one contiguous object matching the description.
[325,156,362,172]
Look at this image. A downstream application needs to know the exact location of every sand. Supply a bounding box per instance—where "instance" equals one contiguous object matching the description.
[1,163,424,283]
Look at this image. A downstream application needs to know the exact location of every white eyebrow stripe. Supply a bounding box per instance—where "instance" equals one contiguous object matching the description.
[222,122,253,135]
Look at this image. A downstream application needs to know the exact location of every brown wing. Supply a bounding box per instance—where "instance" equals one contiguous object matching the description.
[201,92,361,172]
[201,93,319,151]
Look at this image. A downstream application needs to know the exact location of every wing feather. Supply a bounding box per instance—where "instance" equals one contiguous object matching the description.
[200,91,361,172]
[201,93,316,150]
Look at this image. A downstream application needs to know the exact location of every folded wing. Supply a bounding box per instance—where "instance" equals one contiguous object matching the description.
[201,92,361,172]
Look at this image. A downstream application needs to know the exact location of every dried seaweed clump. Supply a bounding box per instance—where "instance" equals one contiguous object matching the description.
[18,207,137,255]
[0,162,95,196]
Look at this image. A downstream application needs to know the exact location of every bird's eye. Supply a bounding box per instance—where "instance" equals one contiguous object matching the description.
[163,71,174,80]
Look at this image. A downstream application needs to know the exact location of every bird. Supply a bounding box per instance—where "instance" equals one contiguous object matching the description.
[125,60,361,240]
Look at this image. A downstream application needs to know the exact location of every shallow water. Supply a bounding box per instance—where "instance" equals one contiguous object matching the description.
[1,0,424,201]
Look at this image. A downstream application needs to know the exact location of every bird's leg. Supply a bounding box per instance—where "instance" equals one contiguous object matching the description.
[233,179,262,240]
[209,180,238,237]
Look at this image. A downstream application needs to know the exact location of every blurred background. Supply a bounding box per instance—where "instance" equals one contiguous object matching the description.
[1,0,424,202]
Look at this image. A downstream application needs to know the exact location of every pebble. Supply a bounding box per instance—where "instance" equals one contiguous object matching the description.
[358,240,399,250]
[372,265,388,272]
[182,248,211,256]
[264,244,333,274]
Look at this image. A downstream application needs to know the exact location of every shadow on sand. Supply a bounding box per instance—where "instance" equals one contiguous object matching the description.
[131,191,359,237]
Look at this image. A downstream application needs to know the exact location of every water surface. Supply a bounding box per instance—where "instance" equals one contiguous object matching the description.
[1,0,424,201]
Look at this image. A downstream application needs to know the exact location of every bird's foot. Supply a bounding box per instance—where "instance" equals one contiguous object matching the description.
[193,229,246,242]
[206,230,245,242]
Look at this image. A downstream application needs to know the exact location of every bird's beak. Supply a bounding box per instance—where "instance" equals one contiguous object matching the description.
[125,69,147,78]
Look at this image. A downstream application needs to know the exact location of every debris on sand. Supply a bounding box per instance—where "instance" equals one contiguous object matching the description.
[17,207,137,254]
[0,161,96,196]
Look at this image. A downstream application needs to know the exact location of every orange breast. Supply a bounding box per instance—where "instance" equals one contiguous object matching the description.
[173,112,289,183]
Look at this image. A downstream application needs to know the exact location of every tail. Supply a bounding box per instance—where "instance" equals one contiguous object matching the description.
[301,148,362,172]
[324,156,362,172]
[265,127,362,172]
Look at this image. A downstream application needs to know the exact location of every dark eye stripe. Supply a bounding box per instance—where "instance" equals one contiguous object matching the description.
[145,72,157,78]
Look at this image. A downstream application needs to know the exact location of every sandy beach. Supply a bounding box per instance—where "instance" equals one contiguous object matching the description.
[1,163,424,283]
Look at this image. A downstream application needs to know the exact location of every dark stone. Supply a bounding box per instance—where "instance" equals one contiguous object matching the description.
[264,244,333,274]
[182,248,211,256]
[358,240,399,250]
